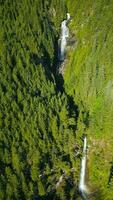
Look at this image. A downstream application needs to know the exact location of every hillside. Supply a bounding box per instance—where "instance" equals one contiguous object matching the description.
[65,0,113,199]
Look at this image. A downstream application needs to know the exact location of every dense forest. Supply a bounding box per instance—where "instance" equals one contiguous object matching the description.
[0,0,79,199]
[1,0,113,199]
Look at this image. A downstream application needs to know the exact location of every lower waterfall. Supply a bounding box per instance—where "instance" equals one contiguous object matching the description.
[79,137,87,199]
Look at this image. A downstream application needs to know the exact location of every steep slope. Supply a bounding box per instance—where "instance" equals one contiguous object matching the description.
[65,0,113,199]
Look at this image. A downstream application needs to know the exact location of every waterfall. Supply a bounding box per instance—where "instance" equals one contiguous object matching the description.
[59,13,70,61]
[79,137,87,199]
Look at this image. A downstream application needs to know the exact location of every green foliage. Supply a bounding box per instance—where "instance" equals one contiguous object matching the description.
[0,0,79,199]
[65,0,113,199]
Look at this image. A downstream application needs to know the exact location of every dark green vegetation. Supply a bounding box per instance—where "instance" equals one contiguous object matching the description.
[65,0,113,199]
[0,0,80,199]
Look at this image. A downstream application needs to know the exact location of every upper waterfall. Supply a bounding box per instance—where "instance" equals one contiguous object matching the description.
[59,13,70,61]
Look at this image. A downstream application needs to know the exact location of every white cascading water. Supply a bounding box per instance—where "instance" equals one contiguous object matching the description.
[79,137,87,199]
[59,13,70,61]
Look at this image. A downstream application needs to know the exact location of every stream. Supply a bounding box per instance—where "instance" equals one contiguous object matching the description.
[59,14,88,200]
